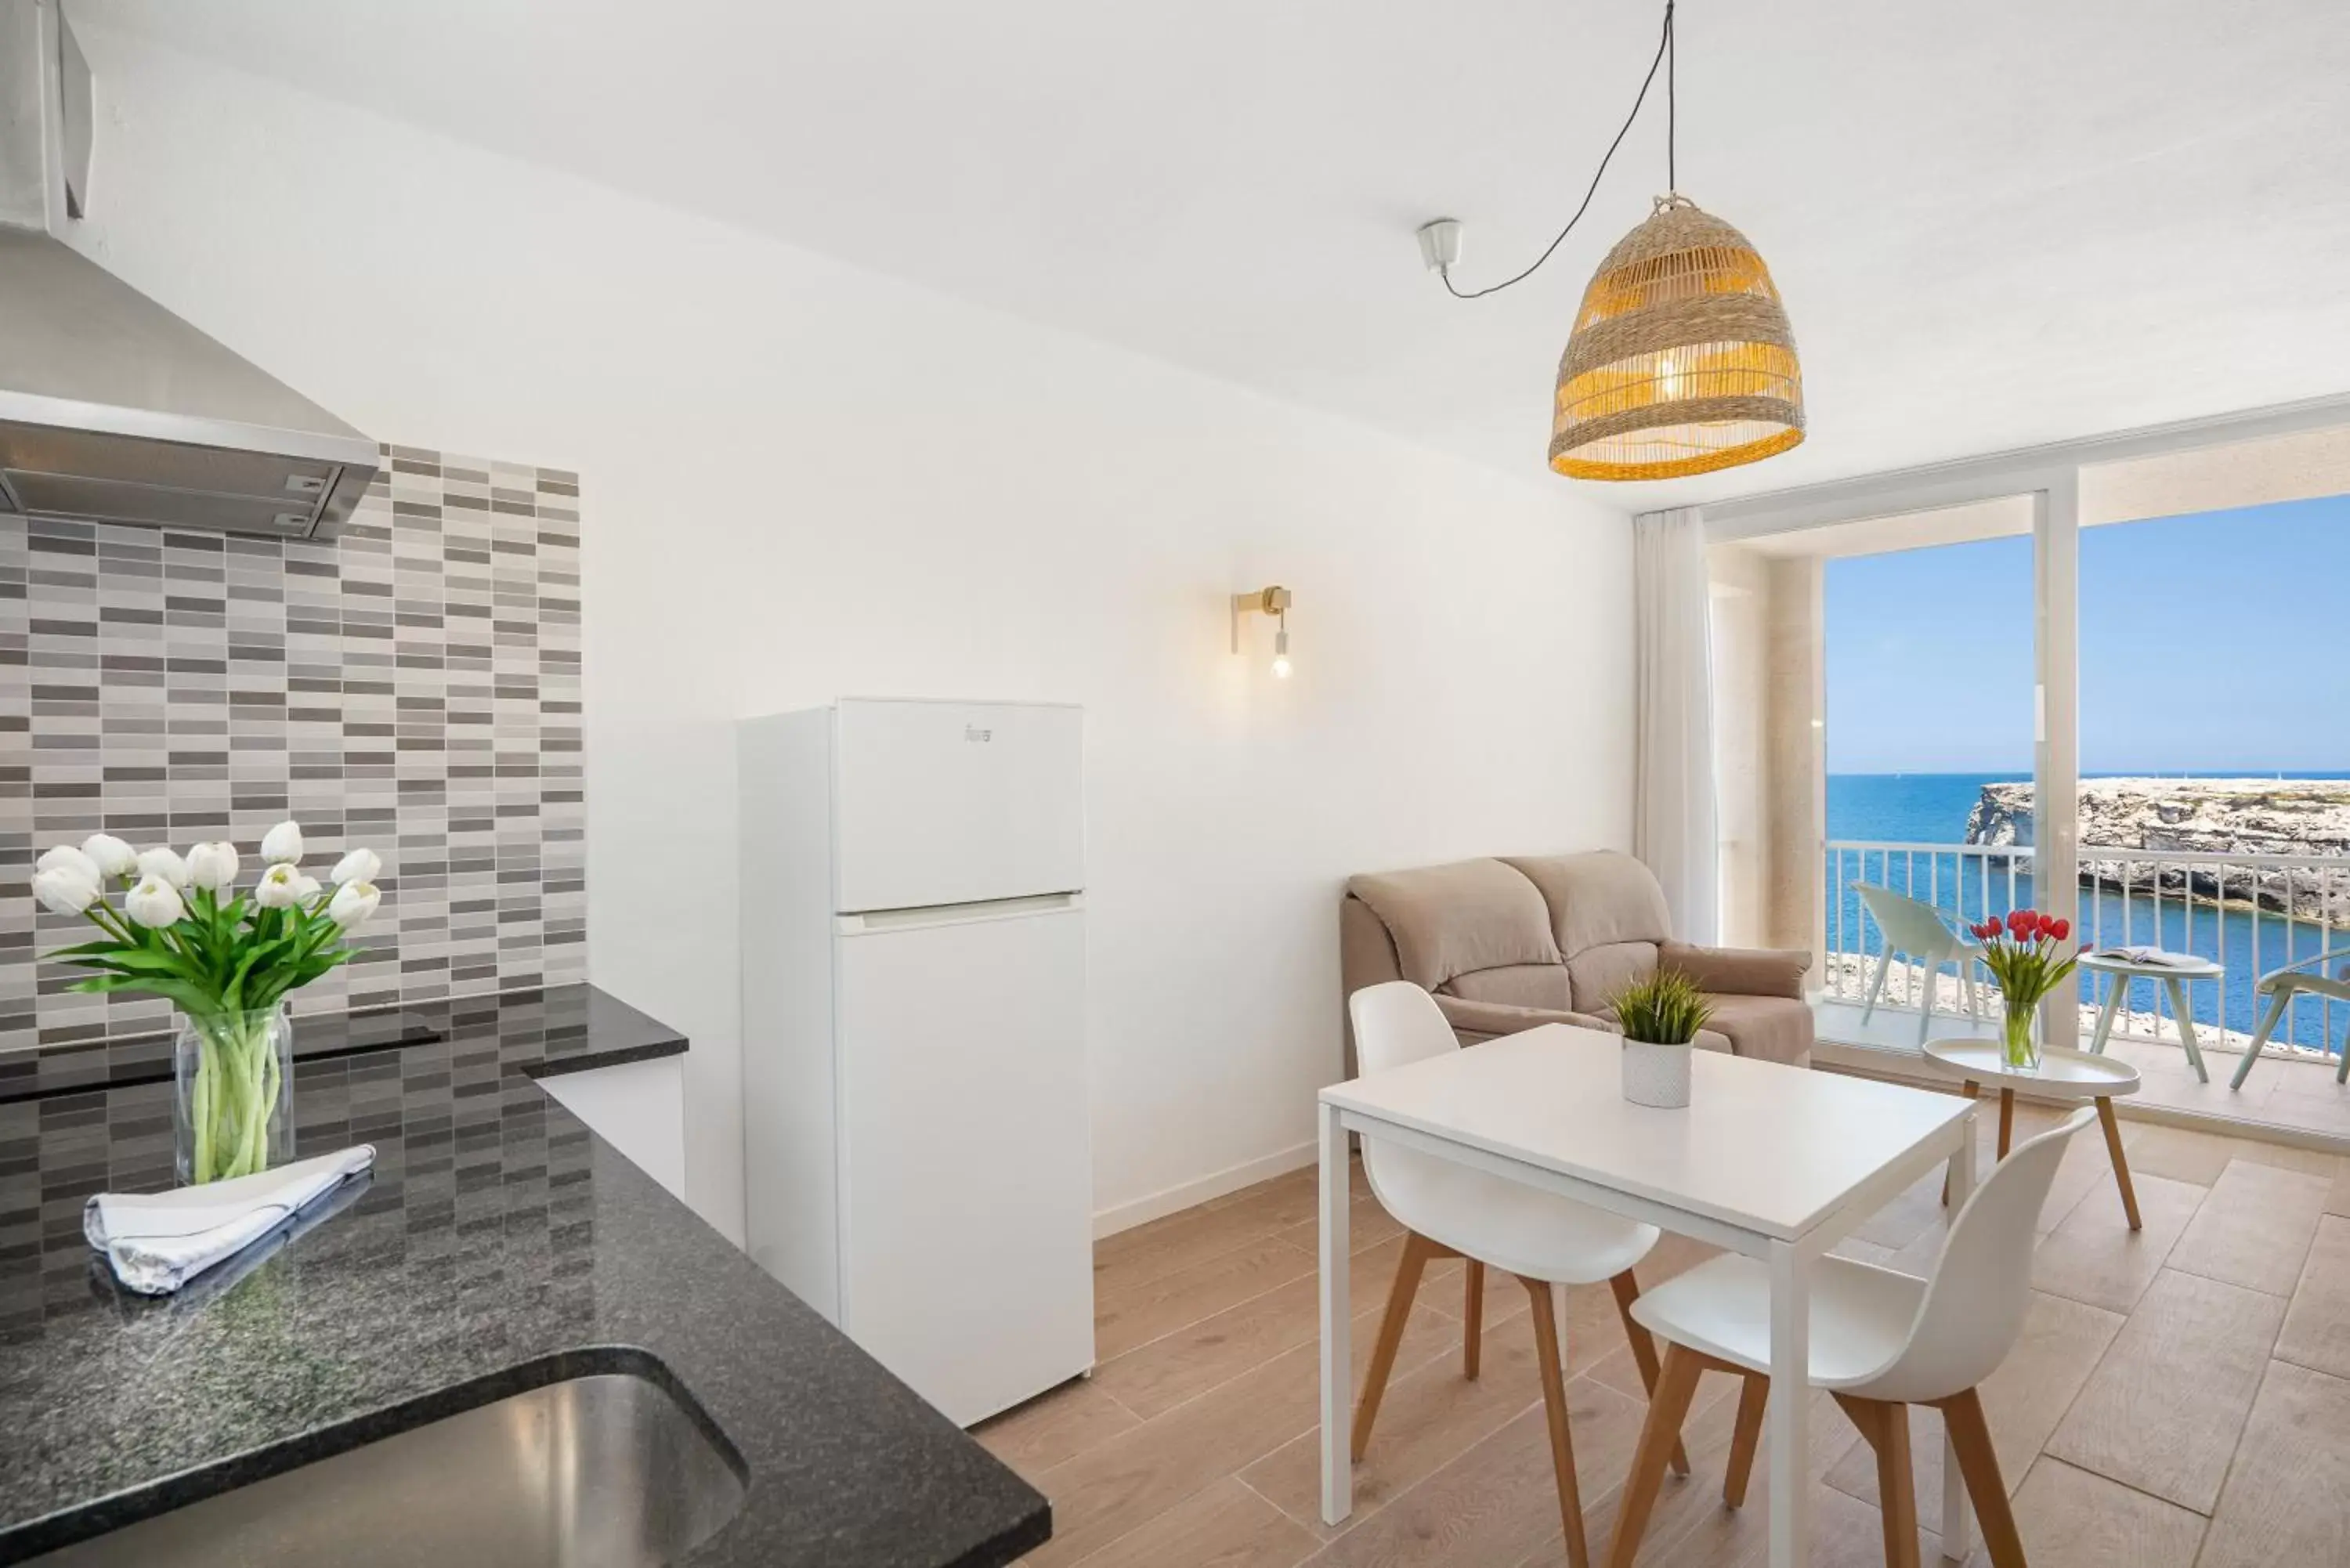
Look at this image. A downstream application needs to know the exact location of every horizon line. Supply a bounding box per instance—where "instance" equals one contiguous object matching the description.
[1829,768,2350,777]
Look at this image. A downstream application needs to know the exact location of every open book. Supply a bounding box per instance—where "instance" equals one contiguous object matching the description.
[2104,945,2197,967]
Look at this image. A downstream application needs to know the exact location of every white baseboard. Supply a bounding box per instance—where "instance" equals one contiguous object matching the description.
[1092,1139,1319,1239]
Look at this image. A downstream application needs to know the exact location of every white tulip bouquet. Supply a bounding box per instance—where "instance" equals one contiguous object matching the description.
[34,821,381,1183]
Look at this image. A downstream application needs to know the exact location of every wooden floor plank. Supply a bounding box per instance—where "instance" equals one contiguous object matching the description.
[1574,1382,1864,1566]
[1581,1337,1741,1425]
[1020,1300,1454,1566]
[1094,1235,1315,1361]
[1093,1233,1436,1421]
[1300,1378,1650,1568]
[2030,1170,2208,1313]
[1617,1474,1928,1568]
[2164,1158,2330,1297]
[2195,1360,2350,1568]
[1272,1189,1405,1258]
[2274,1212,2350,1381]
[2045,1268,2286,1513]
[1071,1476,1318,1568]
[1242,1306,1546,1537]
[1095,1171,1325,1298]
[1824,1289,2123,1535]
[976,1377,1144,1479]
[1975,1456,2205,1568]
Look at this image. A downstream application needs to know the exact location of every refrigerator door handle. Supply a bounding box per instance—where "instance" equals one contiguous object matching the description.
[836,891,1083,935]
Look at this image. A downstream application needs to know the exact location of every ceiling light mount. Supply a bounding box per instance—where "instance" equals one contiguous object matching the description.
[1415,219,1462,273]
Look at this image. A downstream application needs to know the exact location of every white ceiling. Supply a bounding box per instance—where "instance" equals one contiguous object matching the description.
[79,0,2350,510]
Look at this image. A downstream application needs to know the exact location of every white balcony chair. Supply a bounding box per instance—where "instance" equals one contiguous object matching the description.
[2228,947,2350,1091]
[1603,1106,2093,1568]
[1347,981,1683,1568]
[1855,883,1983,1046]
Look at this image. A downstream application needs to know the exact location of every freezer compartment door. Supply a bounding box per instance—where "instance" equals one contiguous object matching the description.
[833,699,1083,913]
[835,905,1094,1425]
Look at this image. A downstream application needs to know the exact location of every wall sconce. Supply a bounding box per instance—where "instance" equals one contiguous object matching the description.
[1231,585,1293,678]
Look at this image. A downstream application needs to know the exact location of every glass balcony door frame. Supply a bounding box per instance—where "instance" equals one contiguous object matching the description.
[1690,394,2350,1054]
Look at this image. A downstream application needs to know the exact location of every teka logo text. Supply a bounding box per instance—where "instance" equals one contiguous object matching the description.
[964,726,993,742]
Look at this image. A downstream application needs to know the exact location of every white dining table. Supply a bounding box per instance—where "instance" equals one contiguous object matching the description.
[1317,1024,1982,1568]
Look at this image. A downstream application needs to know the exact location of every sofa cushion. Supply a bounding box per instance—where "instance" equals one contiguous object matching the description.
[1567,940,1658,1014]
[1502,851,1673,958]
[1663,940,1809,999]
[1698,992,1813,1067]
[1443,963,1578,1013]
[1347,860,1560,991]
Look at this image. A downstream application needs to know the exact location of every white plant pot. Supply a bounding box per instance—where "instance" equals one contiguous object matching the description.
[1622,1039,1693,1108]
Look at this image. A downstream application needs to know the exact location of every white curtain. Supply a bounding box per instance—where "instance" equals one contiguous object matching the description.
[1633,508,1719,943]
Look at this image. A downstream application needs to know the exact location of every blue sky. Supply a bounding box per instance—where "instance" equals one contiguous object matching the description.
[1824,493,2350,774]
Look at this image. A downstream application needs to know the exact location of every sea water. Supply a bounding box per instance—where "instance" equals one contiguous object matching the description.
[1826,771,2350,1054]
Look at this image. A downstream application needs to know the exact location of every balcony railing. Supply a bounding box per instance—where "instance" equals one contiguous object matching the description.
[1824,838,2350,1064]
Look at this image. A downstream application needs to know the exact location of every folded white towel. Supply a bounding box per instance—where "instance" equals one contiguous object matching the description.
[85,1145,376,1296]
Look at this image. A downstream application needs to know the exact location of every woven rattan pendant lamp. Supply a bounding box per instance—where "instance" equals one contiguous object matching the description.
[1550,194,1802,479]
[1420,0,1804,482]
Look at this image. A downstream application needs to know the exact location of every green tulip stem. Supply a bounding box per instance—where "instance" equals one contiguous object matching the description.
[190,1031,218,1183]
[185,1009,284,1183]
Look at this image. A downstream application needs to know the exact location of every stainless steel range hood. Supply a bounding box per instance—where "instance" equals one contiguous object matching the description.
[0,0,378,539]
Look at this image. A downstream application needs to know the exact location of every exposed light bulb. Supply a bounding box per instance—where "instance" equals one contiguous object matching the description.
[1271,655,1292,679]
[1271,626,1292,678]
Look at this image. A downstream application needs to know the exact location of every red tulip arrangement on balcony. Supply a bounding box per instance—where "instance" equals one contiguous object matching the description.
[1968,909,2084,1072]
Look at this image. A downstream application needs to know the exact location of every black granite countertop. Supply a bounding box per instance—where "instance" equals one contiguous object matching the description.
[0,985,1050,1566]
[0,982,689,1105]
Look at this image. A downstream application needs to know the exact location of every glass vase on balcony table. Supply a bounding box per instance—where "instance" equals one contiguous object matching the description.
[1969,909,2079,1079]
[174,1004,295,1185]
[1999,999,2040,1074]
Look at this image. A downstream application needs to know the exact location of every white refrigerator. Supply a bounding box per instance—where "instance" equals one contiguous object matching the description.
[739,698,1094,1425]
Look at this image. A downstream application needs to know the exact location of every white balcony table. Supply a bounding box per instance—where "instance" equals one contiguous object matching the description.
[1317,1024,1980,1568]
[2080,949,2223,1083]
[1924,1038,2144,1229]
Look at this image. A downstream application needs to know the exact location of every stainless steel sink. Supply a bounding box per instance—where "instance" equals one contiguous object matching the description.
[34,1371,747,1567]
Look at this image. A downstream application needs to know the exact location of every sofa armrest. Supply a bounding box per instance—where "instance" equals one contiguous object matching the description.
[1433,994,1616,1041]
[1661,940,1810,1000]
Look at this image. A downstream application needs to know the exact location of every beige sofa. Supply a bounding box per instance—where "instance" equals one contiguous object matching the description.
[1341,850,1813,1068]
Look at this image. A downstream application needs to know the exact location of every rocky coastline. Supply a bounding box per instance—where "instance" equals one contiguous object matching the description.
[1964,778,2350,923]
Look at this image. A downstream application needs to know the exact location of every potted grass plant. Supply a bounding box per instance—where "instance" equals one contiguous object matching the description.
[31,822,382,1184]
[1613,969,1712,1108]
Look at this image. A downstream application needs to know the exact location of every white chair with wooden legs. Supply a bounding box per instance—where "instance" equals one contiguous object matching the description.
[1854,883,1983,1046]
[1607,1107,2096,1568]
[1347,982,1685,1568]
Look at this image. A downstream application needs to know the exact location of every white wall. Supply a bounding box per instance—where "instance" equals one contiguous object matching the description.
[62,24,1636,1241]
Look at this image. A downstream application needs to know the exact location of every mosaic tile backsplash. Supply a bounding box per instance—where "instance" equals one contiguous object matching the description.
[0,444,587,1050]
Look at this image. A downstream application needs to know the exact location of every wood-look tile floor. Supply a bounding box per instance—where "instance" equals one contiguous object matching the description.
[977,1100,2350,1566]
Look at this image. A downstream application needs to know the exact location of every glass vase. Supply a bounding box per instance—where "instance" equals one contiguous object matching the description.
[175,1006,295,1186]
[2000,999,2041,1074]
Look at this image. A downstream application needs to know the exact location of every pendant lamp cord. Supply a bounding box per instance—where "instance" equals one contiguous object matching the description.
[1439,0,1676,301]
